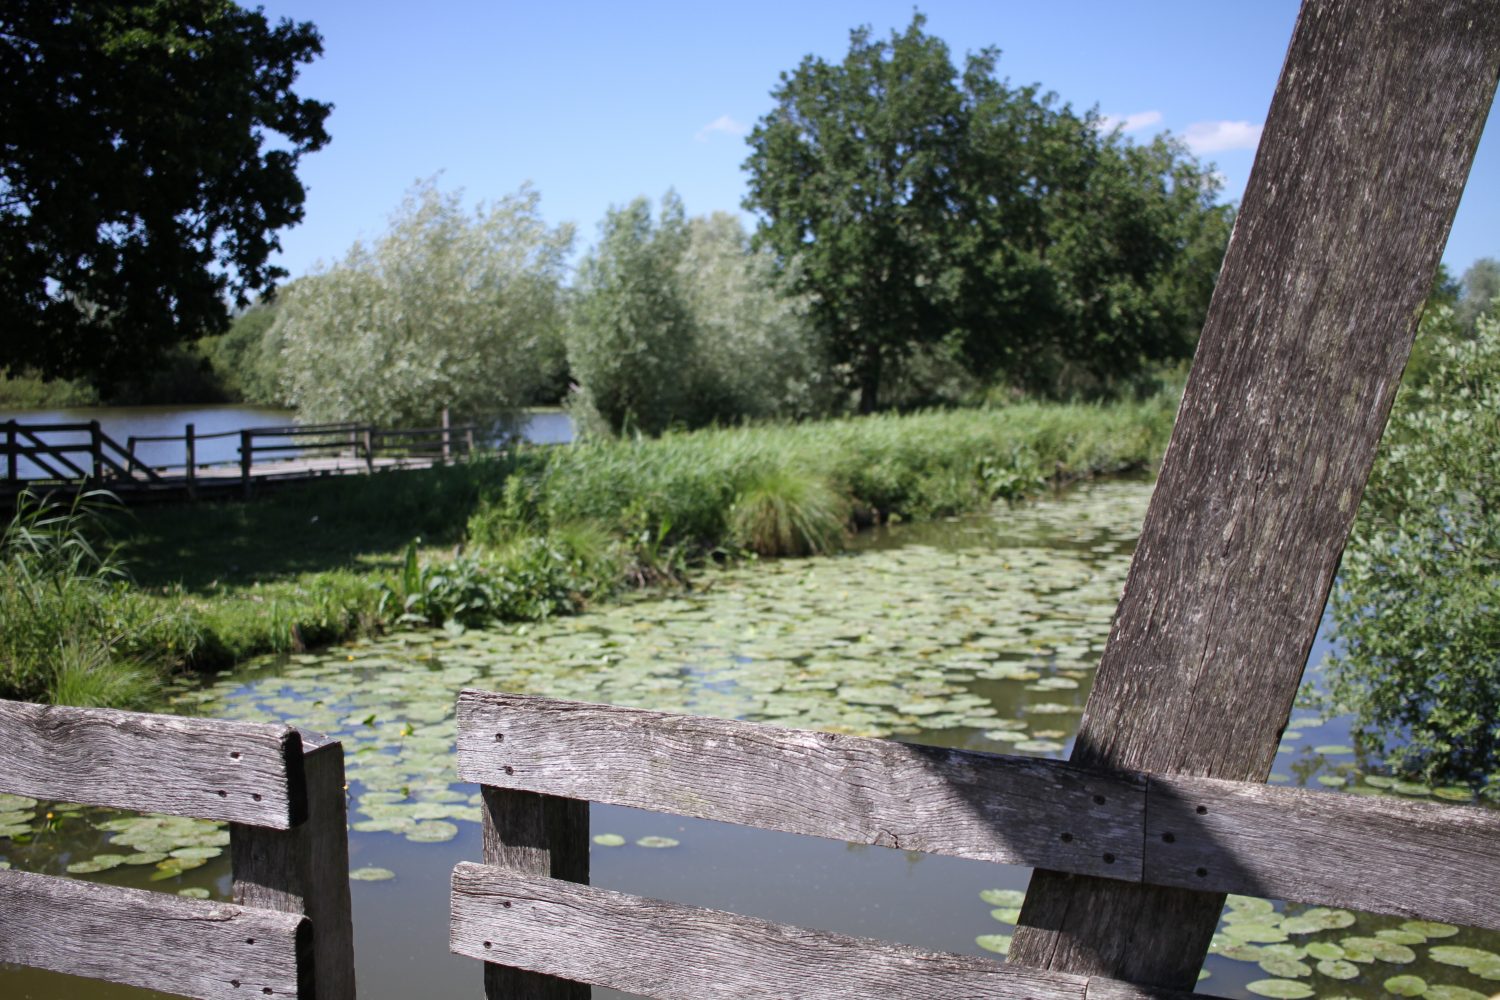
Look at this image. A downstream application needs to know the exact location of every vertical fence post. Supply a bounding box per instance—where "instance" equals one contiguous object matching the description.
[89,420,103,481]
[5,420,15,482]
[362,429,375,474]
[479,787,590,999]
[185,423,197,499]
[232,732,356,1000]
[442,407,451,464]
[466,427,476,460]
[240,430,253,499]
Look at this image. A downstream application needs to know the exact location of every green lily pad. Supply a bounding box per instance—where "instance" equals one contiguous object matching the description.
[1430,946,1500,970]
[1245,979,1314,998]
[592,834,627,847]
[1258,957,1311,978]
[1383,975,1427,996]
[1376,928,1428,946]
[1422,987,1488,1000]
[635,836,680,849]
[169,846,222,861]
[979,888,1026,908]
[404,821,458,843]
[0,794,39,810]
[989,907,1021,924]
[1305,942,1345,961]
[1315,959,1359,980]
[975,934,1011,955]
[349,867,396,882]
[177,887,212,899]
[1402,921,1460,939]
[1312,744,1354,755]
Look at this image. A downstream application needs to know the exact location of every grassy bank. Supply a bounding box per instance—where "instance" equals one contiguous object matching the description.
[2,396,1175,707]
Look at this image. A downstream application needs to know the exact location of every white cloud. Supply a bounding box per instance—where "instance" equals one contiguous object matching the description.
[695,114,748,142]
[1182,120,1263,154]
[1099,110,1163,134]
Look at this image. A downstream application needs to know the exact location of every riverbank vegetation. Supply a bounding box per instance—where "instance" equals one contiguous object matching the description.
[0,398,1175,707]
[1318,303,1500,791]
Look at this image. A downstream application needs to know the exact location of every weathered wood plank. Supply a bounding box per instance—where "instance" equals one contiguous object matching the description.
[479,786,590,999]
[1144,775,1500,931]
[451,864,1190,1000]
[1009,0,1500,988]
[456,690,1146,879]
[0,866,311,999]
[0,699,306,828]
[233,732,356,999]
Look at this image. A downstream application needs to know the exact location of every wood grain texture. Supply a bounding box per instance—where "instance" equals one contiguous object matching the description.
[457,690,1146,879]
[0,866,311,999]
[1009,0,1500,988]
[233,733,356,1000]
[1143,775,1500,931]
[451,864,1197,1000]
[0,698,306,828]
[478,785,590,999]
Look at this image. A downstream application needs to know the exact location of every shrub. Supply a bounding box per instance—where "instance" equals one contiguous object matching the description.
[1321,307,1500,790]
[729,465,848,557]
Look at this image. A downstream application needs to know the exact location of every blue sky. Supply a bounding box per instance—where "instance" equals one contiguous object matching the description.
[256,1,1496,283]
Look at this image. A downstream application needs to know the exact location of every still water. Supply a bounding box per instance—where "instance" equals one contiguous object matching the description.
[1,480,1495,999]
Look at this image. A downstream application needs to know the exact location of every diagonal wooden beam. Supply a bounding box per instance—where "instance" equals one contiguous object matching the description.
[1006,0,1500,989]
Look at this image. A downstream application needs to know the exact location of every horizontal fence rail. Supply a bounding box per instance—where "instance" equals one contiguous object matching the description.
[450,864,1184,1000]
[0,699,353,1000]
[0,699,306,828]
[456,690,1500,930]
[0,867,311,1000]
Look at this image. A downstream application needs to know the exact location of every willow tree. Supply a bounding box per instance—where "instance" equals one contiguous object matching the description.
[273,181,573,428]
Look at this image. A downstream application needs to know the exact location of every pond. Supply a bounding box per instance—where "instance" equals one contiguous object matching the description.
[2,480,1496,999]
[0,405,575,479]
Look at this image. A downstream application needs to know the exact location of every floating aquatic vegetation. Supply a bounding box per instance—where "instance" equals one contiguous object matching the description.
[349,867,396,882]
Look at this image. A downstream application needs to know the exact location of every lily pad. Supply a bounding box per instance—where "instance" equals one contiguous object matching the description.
[635,836,680,849]
[1315,959,1359,980]
[1258,957,1311,978]
[1383,975,1427,996]
[1422,987,1488,1000]
[989,907,1021,924]
[591,834,627,847]
[349,867,396,882]
[404,821,459,844]
[1402,921,1460,939]
[979,889,1026,908]
[1245,979,1314,998]
[975,934,1011,955]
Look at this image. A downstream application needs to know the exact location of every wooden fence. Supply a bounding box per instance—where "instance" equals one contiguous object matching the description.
[446,690,1500,999]
[1,412,481,503]
[0,700,354,1000]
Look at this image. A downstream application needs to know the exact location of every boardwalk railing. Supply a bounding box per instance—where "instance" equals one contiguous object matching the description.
[449,690,1500,999]
[0,699,354,1000]
[2,413,482,502]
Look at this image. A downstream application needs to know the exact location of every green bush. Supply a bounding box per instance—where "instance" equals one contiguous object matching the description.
[729,464,848,557]
[1321,306,1500,792]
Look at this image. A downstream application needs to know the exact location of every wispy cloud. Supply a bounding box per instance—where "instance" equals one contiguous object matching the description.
[1182,120,1263,154]
[695,114,748,142]
[1099,110,1163,134]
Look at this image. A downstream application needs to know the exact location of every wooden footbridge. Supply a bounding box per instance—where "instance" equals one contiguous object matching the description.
[0,1,1496,998]
[1,414,482,505]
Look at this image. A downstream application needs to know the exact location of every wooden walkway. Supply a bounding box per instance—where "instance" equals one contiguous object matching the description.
[1,416,482,504]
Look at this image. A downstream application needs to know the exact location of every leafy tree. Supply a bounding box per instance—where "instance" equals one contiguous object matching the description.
[1457,257,1499,333]
[0,0,330,386]
[1323,304,1500,791]
[273,180,574,428]
[743,13,1230,409]
[566,194,818,436]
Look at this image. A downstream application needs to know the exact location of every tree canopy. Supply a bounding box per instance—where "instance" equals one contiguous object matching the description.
[0,0,330,385]
[273,180,574,428]
[743,14,1232,410]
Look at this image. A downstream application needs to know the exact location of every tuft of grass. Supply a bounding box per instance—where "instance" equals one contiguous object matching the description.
[729,465,848,557]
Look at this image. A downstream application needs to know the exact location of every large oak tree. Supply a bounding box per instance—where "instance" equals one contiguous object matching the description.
[1,0,330,386]
[743,14,1232,410]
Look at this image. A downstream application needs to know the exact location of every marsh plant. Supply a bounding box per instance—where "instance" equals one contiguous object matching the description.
[0,490,157,706]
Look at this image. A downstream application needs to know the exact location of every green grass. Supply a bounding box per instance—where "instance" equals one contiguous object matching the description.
[5,396,1176,707]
